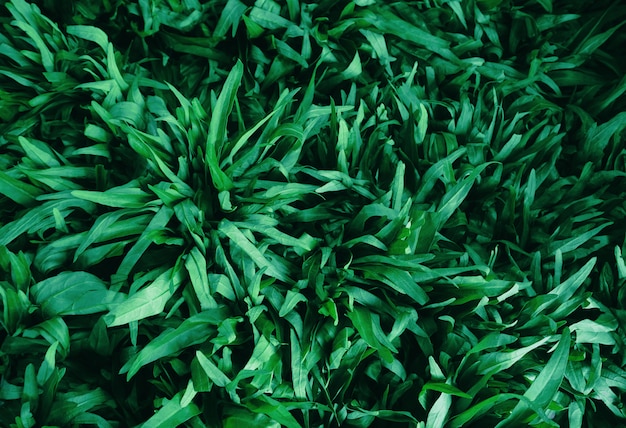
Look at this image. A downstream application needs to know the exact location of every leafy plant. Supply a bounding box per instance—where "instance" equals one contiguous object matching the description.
[1,0,625,426]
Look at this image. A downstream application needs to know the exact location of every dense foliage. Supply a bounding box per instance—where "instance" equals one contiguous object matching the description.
[1,0,626,426]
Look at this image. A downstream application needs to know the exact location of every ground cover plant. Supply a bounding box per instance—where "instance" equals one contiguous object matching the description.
[1,0,626,426]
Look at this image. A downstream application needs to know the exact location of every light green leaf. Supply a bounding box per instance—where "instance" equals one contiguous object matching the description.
[31,271,124,316]
[569,318,616,345]
[218,219,289,282]
[205,60,243,191]
[290,330,307,399]
[242,335,277,372]
[27,317,70,357]
[0,169,42,206]
[249,6,303,35]
[279,290,307,317]
[224,412,280,428]
[421,382,472,399]
[115,206,174,279]
[435,163,493,230]
[234,219,316,253]
[71,188,155,208]
[107,42,128,91]
[104,267,184,327]
[47,388,110,425]
[616,245,626,279]
[244,395,302,428]
[120,310,228,379]
[36,341,59,385]
[426,390,451,428]
[341,52,362,80]
[66,25,109,50]
[467,333,517,355]
[347,306,394,363]
[18,136,60,168]
[360,265,428,305]
[214,0,247,38]
[475,336,551,375]
[449,393,555,427]
[548,222,612,256]
[498,330,571,426]
[73,210,129,262]
[415,148,467,203]
[549,257,596,305]
[185,247,218,310]
[360,8,451,55]
[139,391,201,428]
[11,20,54,72]
[195,350,232,387]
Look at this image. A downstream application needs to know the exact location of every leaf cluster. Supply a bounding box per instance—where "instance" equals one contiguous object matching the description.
[1,0,626,427]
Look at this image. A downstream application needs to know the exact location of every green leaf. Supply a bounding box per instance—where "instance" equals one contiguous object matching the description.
[0,169,42,206]
[359,8,451,54]
[249,5,303,34]
[475,336,552,375]
[435,163,494,230]
[449,393,556,427]
[31,271,124,317]
[467,333,518,355]
[195,350,232,387]
[214,0,247,38]
[36,341,60,384]
[347,306,394,363]
[120,309,228,379]
[421,382,472,399]
[223,412,280,428]
[10,20,54,72]
[104,267,184,327]
[185,247,218,310]
[0,286,30,334]
[218,219,289,282]
[139,391,201,428]
[498,330,571,426]
[279,290,307,317]
[106,42,128,91]
[547,223,612,256]
[360,265,429,305]
[73,210,133,262]
[426,390,451,428]
[574,20,626,57]
[290,329,307,399]
[234,218,316,253]
[109,101,143,127]
[548,257,596,305]
[205,60,243,191]
[115,206,174,279]
[71,188,155,208]
[18,136,60,168]
[569,318,616,345]
[616,245,626,279]
[244,395,302,428]
[22,362,38,411]
[47,388,110,425]
[66,25,109,51]
[27,317,70,357]
[241,335,277,372]
[415,148,467,203]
